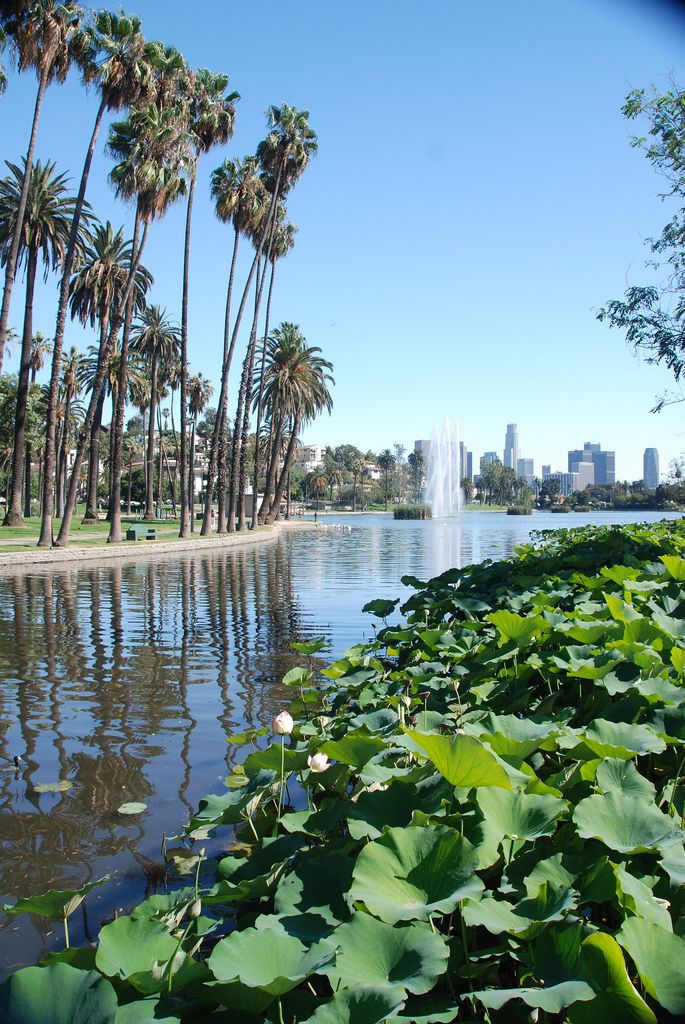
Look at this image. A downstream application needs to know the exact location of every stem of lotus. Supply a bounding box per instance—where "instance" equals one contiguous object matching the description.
[193,848,203,902]
[277,998,285,1024]
[459,901,473,992]
[63,915,69,949]
[423,698,428,730]
[669,749,685,819]
[276,736,285,828]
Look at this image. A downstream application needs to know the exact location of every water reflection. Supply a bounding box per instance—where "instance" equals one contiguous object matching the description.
[0,510,679,975]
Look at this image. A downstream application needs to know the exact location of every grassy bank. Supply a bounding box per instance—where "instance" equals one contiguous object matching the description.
[3,520,685,1022]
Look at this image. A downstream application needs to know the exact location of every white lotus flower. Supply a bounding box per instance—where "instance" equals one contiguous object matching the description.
[272,711,294,736]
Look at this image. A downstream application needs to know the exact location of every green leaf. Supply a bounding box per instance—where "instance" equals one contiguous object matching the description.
[291,636,328,655]
[581,720,665,759]
[660,555,685,580]
[463,883,577,936]
[4,876,109,921]
[476,788,567,841]
[114,999,182,1023]
[321,727,387,767]
[323,913,449,994]
[594,758,656,802]
[568,932,656,1024]
[488,609,546,645]
[362,598,399,619]
[208,924,334,995]
[0,964,117,1024]
[350,825,483,924]
[406,730,512,789]
[96,917,199,994]
[573,791,682,853]
[274,853,354,928]
[301,985,406,1024]
[618,918,685,1016]
[117,802,147,815]
[472,980,594,1013]
[476,713,556,758]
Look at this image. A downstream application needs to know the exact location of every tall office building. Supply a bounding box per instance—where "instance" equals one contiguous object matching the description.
[414,439,431,461]
[466,451,473,481]
[504,424,520,469]
[644,448,659,489]
[459,441,469,482]
[568,442,615,485]
[517,458,534,486]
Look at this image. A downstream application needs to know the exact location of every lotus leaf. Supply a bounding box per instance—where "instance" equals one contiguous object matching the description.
[475,713,556,758]
[208,924,335,995]
[660,555,685,581]
[33,779,73,793]
[488,609,546,645]
[471,980,594,1013]
[476,788,567,841]
[618,918,685,1015]
[573,791,682,852]
[613,866,672,929]
[114,999,182,1023]
[321,727,387,766]
[291,636,328,655]
[463,883,577,936]
[301,984,407,1023]
[651,609,685,639]
[96,917,200,993]
[117,802,147,815]
[581,720,665,759]
[568,932,656,1024]
[406,731,512,790]
[350,825,482,923]
[3,875,109,922]
[0,964,117,1024]
[594,758,656,802]
[275,852,354,927]
[323,913,449,994]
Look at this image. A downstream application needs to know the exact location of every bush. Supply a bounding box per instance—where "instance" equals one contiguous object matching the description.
[506,506,532,515]
[394,504,432,520]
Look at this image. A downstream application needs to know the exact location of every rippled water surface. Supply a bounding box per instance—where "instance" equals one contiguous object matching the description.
[0,510,679,974]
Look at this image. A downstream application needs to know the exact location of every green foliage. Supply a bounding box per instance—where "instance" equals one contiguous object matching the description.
[7,519,685,1021]
[393,505,432,520]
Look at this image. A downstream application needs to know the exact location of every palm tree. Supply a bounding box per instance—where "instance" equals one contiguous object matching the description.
[130,305,180,521]
[249,219,296,526]
[351,455,365,512]
[51,99,191,548]
[23,330,50,516]
[311,472,326,511]
[69,220,152,522]
[407,449,425,502]
[54,345,82,517]
[0,24,7,96]
[0,0,84,377]
[178,67,237,539]
[378,449,396,510]
[0,159,80,526]
[202,155,267,534]
[227,105,318,533]
[256,323,333,525]
[187,372,213,530]
[326,463,343,503]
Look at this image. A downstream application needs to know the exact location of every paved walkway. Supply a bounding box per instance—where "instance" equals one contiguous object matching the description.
[0,520,317,572]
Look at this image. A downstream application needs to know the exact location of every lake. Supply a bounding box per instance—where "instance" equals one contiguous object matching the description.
[0,509,679,974]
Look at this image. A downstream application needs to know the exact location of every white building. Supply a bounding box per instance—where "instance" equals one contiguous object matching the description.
[504,423,520,470]
[644,448,659,489]
[295,444,327,472]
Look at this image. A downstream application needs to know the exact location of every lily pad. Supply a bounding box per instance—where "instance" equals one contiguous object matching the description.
[301,984,406,1024]
[4,876,109,922]
[472,980,594,1014]
[573,791,682,853]
[350,825,483,924]
[406,731,512,790]
[618,918,685,1016]
[476,788,567,842]
[322,913,449,994]
[0,964,117,1024]
[117,802,147,815]
[33,779,73,793]
[208,923,335,996]
[568,932,656,1024]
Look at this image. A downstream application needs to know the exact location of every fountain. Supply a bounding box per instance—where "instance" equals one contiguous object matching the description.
[425,418,463,517]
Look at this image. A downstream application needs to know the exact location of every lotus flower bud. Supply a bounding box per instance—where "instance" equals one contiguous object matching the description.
[419,691,430,701]
[307,752,330,773]
[272,711,294,735]
[402,694,412,708]
[189,899,202,918]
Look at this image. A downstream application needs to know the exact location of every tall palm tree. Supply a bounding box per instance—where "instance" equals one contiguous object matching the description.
[0,24,7,96]
[24,330,50,516]
[256,323,333,525]
[250,219,296,524]
[378,449,395,511]
[187,372,212,530]
[407,449,425,502]
[201,155,267,534]
[129,305,180,521]
[0,159,81,526]
[54,344,82,516]
[51,99,191,548]
[227,105,317,533]
[0,0,84,377]
[351,455,365,512]
[177,67,237,539]
[69,220,152,522]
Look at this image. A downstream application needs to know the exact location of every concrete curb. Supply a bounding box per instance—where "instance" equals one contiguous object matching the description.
[0,520,318,573]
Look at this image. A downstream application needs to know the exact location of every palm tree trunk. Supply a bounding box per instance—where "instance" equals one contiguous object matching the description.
[3,247,38,526]
[250,258,277,527]
[38,94,108,546]
[156,404,164,515]
[144,354,158,520]
[55,219,150,547]
[126,449,133,515]
[216,410,228,532]
[169,390,179,511]
[188,417,197,531]
[236,321,260,531]
[179,161,197,539]
[107,206,142,544]
[82,387,106,522]
[265,415,301,524]
[258,413,285,523]
[0,68,49,378]
[201,234,259,536]
[106,384,117,520]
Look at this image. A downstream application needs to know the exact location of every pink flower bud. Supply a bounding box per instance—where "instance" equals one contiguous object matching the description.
[307,752,330,773]
[272,711,294,736]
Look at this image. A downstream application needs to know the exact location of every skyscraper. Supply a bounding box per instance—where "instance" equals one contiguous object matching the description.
[504,424,520,470]
[567,442,615,485]
[644,448,659,489]
[517,458,534,486]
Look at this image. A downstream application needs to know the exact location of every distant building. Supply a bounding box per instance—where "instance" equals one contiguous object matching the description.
[466,451,473,481]
[459,441,469,482]
[567,442,615,485]
[414,439,431,461]
[644,448,659,489]
[504,424,520,470]
[574,461,595,491]
[544,470,578,497]
[516,458,534,486]
[480,451,499,475]
[295,444,327,472]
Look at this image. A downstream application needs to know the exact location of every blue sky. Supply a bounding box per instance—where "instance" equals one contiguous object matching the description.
[2,0,685,481]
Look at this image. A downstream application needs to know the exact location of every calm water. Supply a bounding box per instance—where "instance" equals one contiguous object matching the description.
[0,509,679,974]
